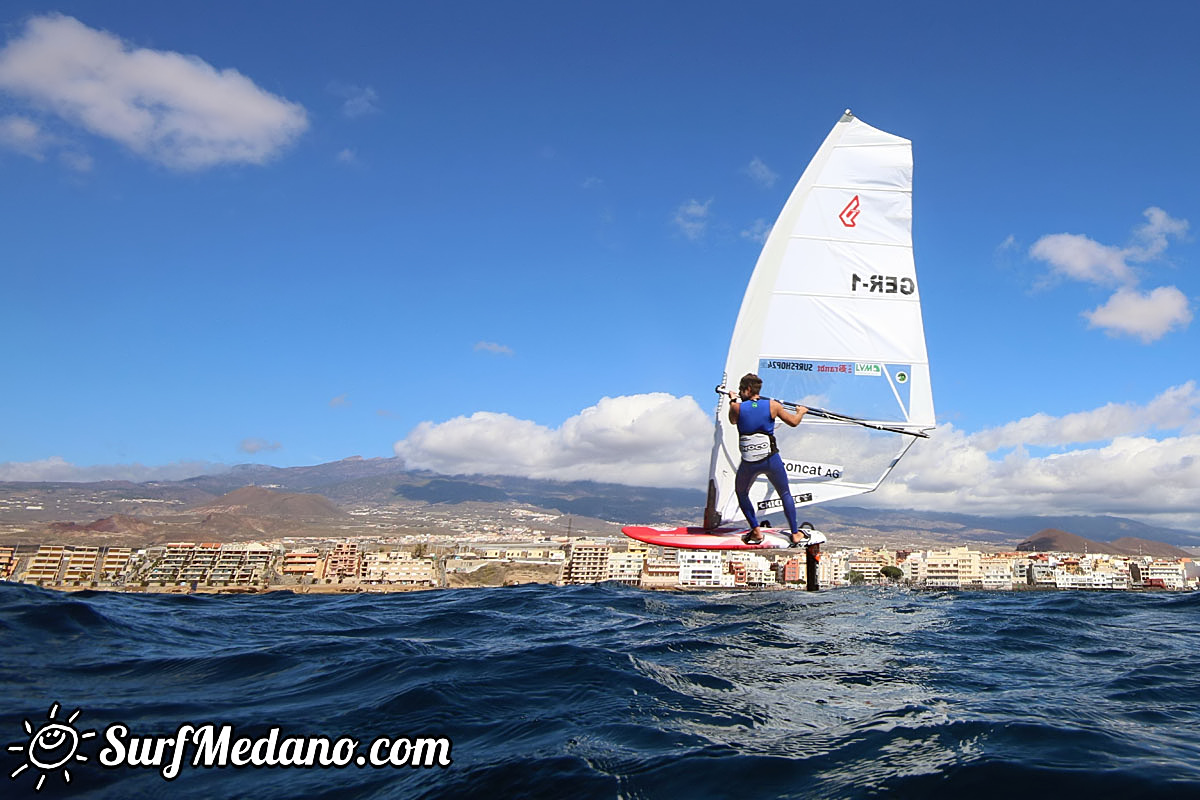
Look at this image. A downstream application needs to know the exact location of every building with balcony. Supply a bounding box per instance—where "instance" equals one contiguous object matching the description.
[22,546,66,585]
[0,546,16,579]
[640,559,680,589]
[561,541,611,585]
[362,550,438,585]
[281,551,325,580]
[61,546,101,586]
[606,550,644,586]
[678,551,734,588]
[325,542,363,581]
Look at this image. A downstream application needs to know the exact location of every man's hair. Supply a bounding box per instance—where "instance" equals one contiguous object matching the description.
[738,373,762,394]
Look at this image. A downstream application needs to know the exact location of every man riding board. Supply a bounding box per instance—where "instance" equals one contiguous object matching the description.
[727,372,809,545]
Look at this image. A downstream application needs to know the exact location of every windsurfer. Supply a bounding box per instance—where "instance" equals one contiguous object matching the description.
[727,373,808,545]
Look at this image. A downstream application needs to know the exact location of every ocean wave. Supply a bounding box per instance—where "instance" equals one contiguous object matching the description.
[2,582,1199,798]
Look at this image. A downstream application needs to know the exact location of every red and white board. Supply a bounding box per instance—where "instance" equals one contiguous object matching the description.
[621,525,827,551]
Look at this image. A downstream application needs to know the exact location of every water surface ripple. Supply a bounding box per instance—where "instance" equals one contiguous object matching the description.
[1,583,1197,798]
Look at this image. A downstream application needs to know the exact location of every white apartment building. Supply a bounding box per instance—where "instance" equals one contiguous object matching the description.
[726,553,777,587]
[606,550,645,586]
[1055,570,1129,590]
[923,547,983,588]
[1145,559,1187,590]
[979,556,1015,590]
[678,551,734,588]
[819,548,851,587]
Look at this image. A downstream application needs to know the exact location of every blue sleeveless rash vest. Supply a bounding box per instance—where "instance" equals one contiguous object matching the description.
[736,397,778,461]
[736,397,775,436]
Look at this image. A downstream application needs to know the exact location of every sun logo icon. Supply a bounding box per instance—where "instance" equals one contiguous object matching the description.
[7,703,96,792]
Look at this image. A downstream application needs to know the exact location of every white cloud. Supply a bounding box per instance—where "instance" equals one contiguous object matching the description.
[330,394,350,408]
[0,114,47,158]
[876,426,1200,526]
[474,341,514,356]
[1130,206,1189,261]
[1029,208,1192,343]
[335,148,358,165]
[239,438,282,454]
[0,456,226,483]
[394,384,1200,528]
[0,14,308,170]
[1030,208,1189,288]
[744,157,778,188]
[330,83,379,118]
[970,382,1200,450]
[740,218,771,244]
[861,383,1200,525]
[1029,232,1136,287]
[394,393,711,489]
[1083,286,1193,343]
[673,198,711,241]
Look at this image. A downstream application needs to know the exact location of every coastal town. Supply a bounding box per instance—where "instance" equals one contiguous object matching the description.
[2,474,1195,594]
[1,533,1194,593]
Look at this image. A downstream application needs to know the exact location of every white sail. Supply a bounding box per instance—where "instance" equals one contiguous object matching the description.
[704,111,934,528]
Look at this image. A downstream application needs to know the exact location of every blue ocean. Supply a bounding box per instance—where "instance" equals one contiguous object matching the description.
[2,582,1198,799]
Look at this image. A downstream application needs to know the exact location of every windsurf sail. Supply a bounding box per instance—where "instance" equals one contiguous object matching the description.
[703,110,934,529]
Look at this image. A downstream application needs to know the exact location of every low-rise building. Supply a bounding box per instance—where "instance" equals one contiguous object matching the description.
[1055,570,1128,590]
[281,551,325,580]
[362,550,438,585]
[0,546,17,579]
[478,544,565,561]
[640,559,680,589]
[61,546,101,586]
[22,546,66,585]
[100,548,134,582]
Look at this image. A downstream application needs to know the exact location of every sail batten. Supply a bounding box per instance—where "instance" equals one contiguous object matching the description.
[789,235,914,248]
[703,112,934,529]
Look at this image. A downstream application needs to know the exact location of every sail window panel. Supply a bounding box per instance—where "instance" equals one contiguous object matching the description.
[906,363,936,427]
[792,187,912,246]
[820,143,912,191]
[760,354,914,428]
[761,294,928,365]
[775,238,918,299]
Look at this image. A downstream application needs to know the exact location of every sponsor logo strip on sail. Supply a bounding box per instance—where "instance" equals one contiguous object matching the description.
[757,494,814,511]
[782,460,843,480]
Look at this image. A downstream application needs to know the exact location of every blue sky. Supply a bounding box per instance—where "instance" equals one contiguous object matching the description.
[1,3,1198,528]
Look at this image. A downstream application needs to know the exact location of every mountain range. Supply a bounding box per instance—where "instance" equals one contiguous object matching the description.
[2,456,1197,552]
[1015,529,1191,559]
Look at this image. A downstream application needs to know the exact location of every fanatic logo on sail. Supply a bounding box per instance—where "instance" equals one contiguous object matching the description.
[839,195,860,227]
